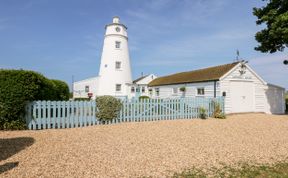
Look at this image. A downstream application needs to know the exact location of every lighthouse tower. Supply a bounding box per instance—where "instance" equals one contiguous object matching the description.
[97,17,133,97]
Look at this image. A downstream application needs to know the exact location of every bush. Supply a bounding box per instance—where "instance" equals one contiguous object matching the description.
[0,69,70,130]
[199,107,207,119]
[139,95,150,100]
[51,79,69,100]
[74,98,91,101]
[212,102,226,119]
[96,95,122,121]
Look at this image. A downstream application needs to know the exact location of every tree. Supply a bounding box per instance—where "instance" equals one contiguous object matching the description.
[253,0,288,53]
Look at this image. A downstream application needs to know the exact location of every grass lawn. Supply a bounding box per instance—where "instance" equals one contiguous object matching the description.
[173,162,288,178]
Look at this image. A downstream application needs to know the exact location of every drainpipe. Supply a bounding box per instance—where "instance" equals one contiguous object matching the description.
[214,81,217,98]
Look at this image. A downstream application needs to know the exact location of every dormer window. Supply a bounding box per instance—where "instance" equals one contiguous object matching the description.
[115,41,121,48]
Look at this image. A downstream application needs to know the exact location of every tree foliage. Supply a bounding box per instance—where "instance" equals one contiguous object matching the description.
[253,0,288,53]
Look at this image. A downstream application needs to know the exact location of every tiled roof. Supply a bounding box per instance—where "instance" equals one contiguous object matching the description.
[148,62,239,87]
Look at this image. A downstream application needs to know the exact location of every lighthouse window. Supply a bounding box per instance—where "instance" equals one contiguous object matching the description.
[116,84,122,92]
[142,87,145,93]
[115,41,121,48]
[115,61,121,69]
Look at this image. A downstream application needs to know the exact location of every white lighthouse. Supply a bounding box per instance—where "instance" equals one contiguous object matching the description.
[97,16,132,97]
[73,17,156,100]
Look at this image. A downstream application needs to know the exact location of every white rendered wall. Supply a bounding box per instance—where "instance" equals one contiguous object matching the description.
[73,77,99,99]
[97,17,132,97]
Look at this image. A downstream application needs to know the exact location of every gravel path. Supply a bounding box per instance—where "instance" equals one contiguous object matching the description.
[1,113,288,178]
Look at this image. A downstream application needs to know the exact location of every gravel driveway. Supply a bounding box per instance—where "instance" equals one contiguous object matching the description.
[1,113,288,178]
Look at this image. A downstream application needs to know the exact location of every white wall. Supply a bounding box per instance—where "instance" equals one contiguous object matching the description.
[149,81,219,99]
[220,63,268,113]
[265,84,285,114]
[128,74,157,99]
[73,77,99,99]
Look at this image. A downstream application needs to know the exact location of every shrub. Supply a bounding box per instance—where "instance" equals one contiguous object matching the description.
[51,79,69,100]
[96,95,122,121]
[139,95,150,100]
[212,102,226,119]
[199,107,207,119]
[0,69,70,130]
[74,98,91,101]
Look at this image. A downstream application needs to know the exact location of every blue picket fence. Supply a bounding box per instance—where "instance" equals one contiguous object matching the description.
[25,97,224,130]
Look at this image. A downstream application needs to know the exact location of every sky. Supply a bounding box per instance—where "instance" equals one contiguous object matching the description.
[0,0,287,89]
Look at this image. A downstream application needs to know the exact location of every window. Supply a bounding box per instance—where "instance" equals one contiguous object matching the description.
[149,88,153,95]
[136,87,140,93]
[116,84,121,92]
[115,41,121,48]
[115,61,121,69]
[173,87,178,94]
[85,86,89,93]
[142,87,145,93]
[131,87,135,93]
[155,88,160,96]
[197,88,205,95]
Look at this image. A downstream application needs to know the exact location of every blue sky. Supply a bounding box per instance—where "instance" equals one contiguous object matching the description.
[0,0,287,89]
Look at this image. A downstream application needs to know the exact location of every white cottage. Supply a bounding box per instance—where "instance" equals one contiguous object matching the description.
[148,61,285,114]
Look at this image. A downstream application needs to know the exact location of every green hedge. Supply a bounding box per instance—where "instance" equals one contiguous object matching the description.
[0,69,69,130]
[139,95,150,100]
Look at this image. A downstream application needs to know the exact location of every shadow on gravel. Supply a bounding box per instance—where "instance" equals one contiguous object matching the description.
[0,162,19,174]
[0,137,34,174]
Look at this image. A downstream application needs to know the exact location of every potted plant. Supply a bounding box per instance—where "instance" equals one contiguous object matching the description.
[179,86,186,92]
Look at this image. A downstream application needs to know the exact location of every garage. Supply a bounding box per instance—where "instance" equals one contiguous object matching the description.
[148,61,285,114]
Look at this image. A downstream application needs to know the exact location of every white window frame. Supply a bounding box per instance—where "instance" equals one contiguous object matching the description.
[172,87,178,94]
[115,61,121,70]
[131,86,135,93]
[149,88,153,95]
[116,84,122,92]
[155,88,160,96]
[85,86,89,93]
[197,87,205,96]
[115,41,121,48]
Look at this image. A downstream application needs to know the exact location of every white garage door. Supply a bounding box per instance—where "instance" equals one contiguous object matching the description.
[230,81,254,113]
